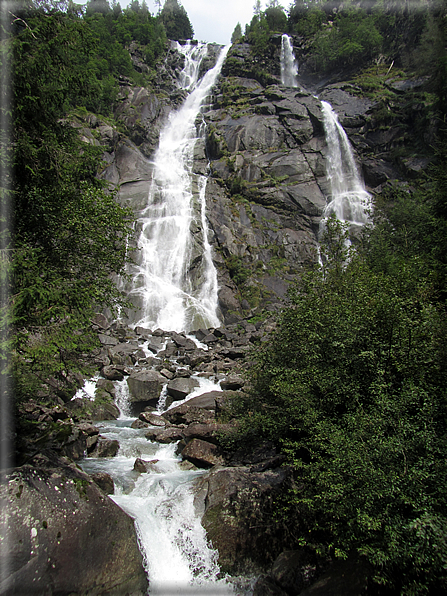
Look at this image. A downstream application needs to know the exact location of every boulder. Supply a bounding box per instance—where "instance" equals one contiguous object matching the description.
[90,471,115,495]
[90,436,120,458]
[220,375,244,390]
[298,557,372,596]
[145,427,184,443]
[269,549,318,595]
[166,377,200,400]
[102,365,128,381]
[193,465,291,574]
[0,461,148,595]
[252,576,289,596]
[90,402,120,421]
[133,458,159,473]
[182,422,232,445]
[181,438,225,468]
[162,403,216,425]
[127,369,165,403]
[139,411,167,426]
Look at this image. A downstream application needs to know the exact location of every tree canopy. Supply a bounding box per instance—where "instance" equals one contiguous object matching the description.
[160,0,193,41]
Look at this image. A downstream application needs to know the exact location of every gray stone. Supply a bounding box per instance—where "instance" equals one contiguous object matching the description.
[181,438,224,468]
[166,377,200,400]
[0,462,147,595]
[91,437,120,458]
[139,411,167,426]
[127,369,165,403]
[90,471,115,495]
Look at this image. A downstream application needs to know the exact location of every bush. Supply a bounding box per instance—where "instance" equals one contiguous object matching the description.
[235,217,447,593]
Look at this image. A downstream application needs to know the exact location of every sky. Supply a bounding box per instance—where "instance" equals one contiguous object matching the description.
[120,0,258,45]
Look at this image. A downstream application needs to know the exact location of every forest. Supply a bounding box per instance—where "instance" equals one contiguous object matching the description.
[2,0,447,594]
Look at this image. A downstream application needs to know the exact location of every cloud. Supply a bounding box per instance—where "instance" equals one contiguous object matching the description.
[181,0,255,45]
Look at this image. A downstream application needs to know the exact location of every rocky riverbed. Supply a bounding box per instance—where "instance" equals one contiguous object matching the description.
[4,309,378,595]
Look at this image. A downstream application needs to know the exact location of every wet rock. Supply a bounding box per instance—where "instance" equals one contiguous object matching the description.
[220,375,244,390]
[269,549,318,595]
[181,438,225,468]
[0,460,148,595]
[160,367,175,380]
[90,436,120,458]
[92,313,109,329]
[131,418,150,429]
[96,378,116,397]
[193,465,291,574]
[127,369,165,403]
[252,576,289,596]
[133,457,159,473]
[98,333,118,346]
[162,402,216,425]
[102,365,127,381]
[182,422,232,445]
[166,377,200,400]
[145,427,184,443]
[298,556,372,596]
[90,402,120,421]
[90,471,115,495]
[139,411,167,426]
[108,342,140,365]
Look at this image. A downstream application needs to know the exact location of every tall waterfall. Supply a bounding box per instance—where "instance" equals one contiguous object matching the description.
[280,34,298,88]
[320,100,371,239]
[127,43,229,332]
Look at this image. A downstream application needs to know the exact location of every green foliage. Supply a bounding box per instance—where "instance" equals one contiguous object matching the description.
[160,0,193,41]
[231,216,447,593]
[9,7,136,401]
[289,4,326,37]
[264,6,287,32]
[312,8,383,71]
[231,22,242,44]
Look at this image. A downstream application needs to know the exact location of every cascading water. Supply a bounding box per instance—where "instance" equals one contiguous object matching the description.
[320,100,371,241]
[280,34,298,88]
[80,374,238,595]
[125,43,229,332]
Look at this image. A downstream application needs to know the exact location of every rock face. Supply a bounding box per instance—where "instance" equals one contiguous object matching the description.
[193,465,291,574]
[0,457,147,595]
[74,35,433,327]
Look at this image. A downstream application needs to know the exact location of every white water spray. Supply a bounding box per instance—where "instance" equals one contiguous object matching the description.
[280,34,298,88]
[127,43,228,332]
[320,100,371,239]
[80,376,235,594]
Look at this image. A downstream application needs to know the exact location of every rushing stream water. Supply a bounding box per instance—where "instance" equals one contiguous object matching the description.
[80,375,239,595]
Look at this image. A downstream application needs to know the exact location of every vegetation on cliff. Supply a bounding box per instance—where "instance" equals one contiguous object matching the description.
[222,3,447,592]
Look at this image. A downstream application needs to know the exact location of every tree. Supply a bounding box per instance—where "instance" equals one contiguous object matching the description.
[233,217,447,594]
[160,0,193,40]
[231,22,242,43]
[9,9,135,400]
[264,5,287,31]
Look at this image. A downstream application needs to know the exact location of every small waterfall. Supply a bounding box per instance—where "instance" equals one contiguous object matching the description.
[126,43,229,332]
[320,100,371,242]
[79,377,237,594]
[280,34,298,88]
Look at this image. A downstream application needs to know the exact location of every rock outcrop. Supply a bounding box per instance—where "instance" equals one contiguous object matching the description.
[0,454,147,595]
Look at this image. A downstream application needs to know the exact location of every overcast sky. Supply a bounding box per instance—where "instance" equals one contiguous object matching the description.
[120,0,261,45]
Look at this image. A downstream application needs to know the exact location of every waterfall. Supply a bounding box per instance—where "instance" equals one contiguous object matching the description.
[79,377,237,595]
[320,100,371,241]
[126,43,229,332]
[280,34,298,88]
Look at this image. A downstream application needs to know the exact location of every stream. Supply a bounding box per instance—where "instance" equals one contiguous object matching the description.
[79,376,249,595]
